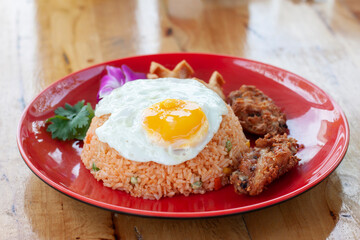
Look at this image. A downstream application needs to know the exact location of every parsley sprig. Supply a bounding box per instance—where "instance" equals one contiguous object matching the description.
[46,100,94,141]
[92,162,100,172]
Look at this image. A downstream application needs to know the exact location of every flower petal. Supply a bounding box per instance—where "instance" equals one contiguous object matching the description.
[97,65,147,102]
[97,75,121,101]
[122,64,146,83]
[99,75,121,90]
[97,86,116,100]
[106,66,125,84]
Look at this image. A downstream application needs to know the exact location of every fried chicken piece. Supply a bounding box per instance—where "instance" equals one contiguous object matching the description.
[148,60,226,100]
[228,85,288,135]
[230,133,301,196]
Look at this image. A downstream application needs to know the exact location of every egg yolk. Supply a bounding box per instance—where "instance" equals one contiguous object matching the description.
[142,99,209,148]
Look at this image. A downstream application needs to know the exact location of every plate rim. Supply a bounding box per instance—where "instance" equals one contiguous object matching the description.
[17,52,350,218]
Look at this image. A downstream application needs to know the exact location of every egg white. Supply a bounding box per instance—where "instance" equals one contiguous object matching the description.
[95,78,228,165]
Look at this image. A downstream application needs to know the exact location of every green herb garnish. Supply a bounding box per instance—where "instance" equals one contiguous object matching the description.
[92,162,100,172]
[191,181,202,190]
[225,140,232,152]
[46,100,94,141]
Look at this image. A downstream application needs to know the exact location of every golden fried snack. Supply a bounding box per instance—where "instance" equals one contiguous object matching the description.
[194,71,226,100]
[230,133,301,196]
[148,60,226,100]
[228,85,288,135]
[147,60,194,79]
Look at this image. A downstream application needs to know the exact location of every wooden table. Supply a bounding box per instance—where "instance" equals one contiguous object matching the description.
[2,0,360,239]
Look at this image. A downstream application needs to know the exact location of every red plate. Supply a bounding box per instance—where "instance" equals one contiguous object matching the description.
[17,53,349,218]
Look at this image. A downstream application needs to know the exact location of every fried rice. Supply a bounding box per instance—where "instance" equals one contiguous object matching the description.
[81,105,249,200]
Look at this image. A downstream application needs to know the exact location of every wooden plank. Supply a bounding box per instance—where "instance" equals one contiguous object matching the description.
[24,176,115,240]
[0,0,49,238]
[165,0,249,55]
[339,0,360,22]
[36,0,104,84]
[114,214,250,240]
[0,0,115,239]
[91,0,181,57]
[244,181,336,240]
[24,0,116,238]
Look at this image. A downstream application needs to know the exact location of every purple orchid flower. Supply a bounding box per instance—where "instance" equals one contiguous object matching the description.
[97,65,146,101]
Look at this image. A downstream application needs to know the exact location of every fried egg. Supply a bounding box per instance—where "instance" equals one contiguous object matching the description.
[95,78,228,165]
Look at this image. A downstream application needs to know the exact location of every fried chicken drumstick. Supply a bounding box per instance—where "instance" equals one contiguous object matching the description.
[230,133,301,196]
[228,85,288,135]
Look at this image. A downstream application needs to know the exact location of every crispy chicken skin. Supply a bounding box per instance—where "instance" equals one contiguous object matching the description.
[230,133,301,196]
[228,85,288,135]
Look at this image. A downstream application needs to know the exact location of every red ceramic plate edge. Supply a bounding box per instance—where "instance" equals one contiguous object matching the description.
[17,52,350,218]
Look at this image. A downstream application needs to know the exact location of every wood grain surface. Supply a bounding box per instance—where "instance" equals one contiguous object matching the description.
[1,0,359,239]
